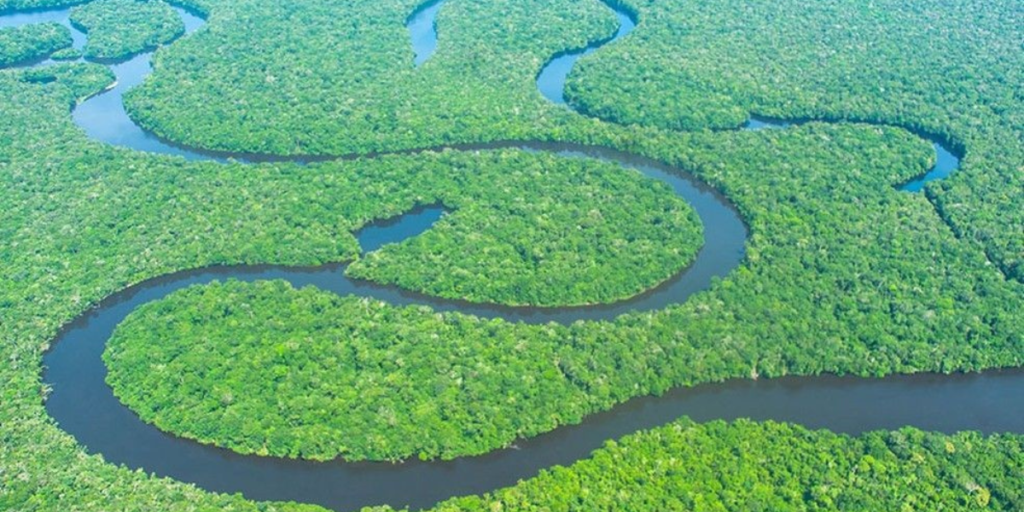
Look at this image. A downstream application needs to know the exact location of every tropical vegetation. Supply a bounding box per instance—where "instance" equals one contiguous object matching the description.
[0,0,1021,509]
[567,0,1024,282]
[345,152,703,306]
[0,21,70,67]
[95,118,1022,462]
[1,0,79,11]
[70,0,183,60]
[48,45,79,59]
[386,419,1024,511]
[123,0,618,155]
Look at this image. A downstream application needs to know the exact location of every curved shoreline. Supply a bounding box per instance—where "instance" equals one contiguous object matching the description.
[45,297,1024,511]
[1,2,1013,512]
[406,0,445,67]
[535,0,636,105]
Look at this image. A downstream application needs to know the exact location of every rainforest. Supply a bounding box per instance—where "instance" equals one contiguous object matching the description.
[0,0,1021,511]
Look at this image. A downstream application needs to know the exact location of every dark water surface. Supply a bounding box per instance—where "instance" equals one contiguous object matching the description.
[45,288,1024,511]
[3,2,1012,512]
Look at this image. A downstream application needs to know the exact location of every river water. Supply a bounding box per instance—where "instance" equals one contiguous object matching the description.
[3,2,1016,511]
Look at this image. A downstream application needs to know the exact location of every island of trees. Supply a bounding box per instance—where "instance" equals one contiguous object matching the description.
[0,0,1020,510]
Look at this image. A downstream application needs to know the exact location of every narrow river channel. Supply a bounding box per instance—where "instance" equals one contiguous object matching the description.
[2,1,1016,511]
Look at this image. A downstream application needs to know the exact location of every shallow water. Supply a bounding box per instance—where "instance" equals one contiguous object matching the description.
[407,0,445,67]
[0,7,86,50]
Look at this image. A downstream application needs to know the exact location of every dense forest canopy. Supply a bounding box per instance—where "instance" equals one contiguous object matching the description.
[1,0,77,10]
[344,152,704,307]
[124,0,617,155]
[3,54,1023,507]
[0,0,1021,510]
[48,44,80,59]
[0,22,70,66]
[127,0,1023,280]
[567,0,1023,282]
[381,419,1023,511]
[6,59,1020,467]
[69,0,183,60]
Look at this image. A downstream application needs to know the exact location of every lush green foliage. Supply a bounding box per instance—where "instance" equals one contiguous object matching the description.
[346,154,702,306]
[128,0,1024,282]
[0,0,1022,509]
[2,53,1021,506]
[0,63,358,512]
[70,0,183,60]
[567,0,1024,282]
[48,45,79,60]
[0,22,70,67]
[0,0,80,11]
[370,420,1023,511]
[124,0,618,155]
[99,118,1023,462]
[107,279,604,461]
[13,57,113,95]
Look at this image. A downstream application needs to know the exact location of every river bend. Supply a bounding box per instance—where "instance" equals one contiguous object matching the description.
[1,2,1014,511]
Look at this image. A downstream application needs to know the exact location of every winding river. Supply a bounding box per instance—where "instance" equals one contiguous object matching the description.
[2,1,1020,511]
